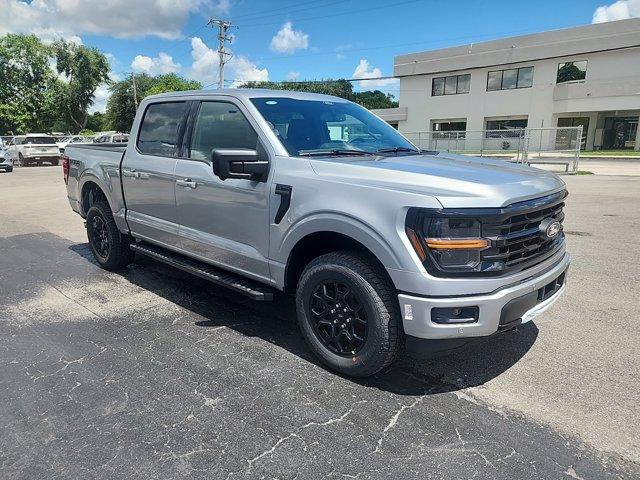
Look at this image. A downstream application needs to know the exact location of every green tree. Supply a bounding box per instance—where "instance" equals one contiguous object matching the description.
[352,90,398,109]
[241,79,356,100]
[52,40,110,133]
[144,73,201,97]
[0,34,57,134]
[86,111,109,132]
[106,73,202,132]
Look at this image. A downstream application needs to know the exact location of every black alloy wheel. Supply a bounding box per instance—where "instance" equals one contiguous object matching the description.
[89,214,110,259]
[309,281,368,356]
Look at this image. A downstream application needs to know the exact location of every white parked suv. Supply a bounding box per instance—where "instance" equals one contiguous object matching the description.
[6,134,60,166]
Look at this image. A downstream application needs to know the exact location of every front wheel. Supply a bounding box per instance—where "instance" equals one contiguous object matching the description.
[86,201,135,270]
[296,251,402,377]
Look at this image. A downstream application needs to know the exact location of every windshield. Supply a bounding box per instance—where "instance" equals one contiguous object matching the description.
[250,97,416,156]
[25,137,56,145]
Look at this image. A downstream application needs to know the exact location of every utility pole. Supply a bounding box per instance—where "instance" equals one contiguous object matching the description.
[131,73,138,108]
[208,18,233,89]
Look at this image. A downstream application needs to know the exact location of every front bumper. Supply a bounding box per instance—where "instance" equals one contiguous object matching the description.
[398,252,570,341]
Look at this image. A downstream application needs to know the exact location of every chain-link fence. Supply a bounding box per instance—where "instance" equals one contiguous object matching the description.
[403,126,583,173]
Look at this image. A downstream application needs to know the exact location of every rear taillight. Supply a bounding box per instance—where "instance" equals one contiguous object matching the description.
[62,155,70,184]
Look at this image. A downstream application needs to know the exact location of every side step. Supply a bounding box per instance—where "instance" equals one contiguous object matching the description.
[130,242,275,301]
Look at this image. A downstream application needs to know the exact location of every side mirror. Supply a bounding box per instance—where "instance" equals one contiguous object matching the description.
[212,148,269,182]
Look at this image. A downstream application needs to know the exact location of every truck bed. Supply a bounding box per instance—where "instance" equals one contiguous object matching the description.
[65,143,128,219]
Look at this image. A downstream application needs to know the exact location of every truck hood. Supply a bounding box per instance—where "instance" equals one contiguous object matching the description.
[309,151,566,208]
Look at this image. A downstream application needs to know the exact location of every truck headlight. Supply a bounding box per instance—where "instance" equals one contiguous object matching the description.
[405,210,489,273]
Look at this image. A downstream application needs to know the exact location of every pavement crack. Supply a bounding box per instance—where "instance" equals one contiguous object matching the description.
[373,394,427,454]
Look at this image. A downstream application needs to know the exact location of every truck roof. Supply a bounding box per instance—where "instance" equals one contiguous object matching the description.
[144,88,352,103]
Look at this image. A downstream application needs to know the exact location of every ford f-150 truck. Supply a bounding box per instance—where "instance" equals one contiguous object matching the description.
[63,89,569,377]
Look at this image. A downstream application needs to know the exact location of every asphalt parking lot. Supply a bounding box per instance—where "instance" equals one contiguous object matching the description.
[1,166,639,479]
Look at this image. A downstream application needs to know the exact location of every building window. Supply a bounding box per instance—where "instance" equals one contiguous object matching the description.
[485,118,528,137]
[432,120,467,138]
[557,61,587,83]
[432,74,471,96]
[486,67,533,91]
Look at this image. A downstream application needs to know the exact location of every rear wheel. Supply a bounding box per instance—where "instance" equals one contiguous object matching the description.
[296,251,402,377]
[86,201,135,270]
[51,158,59,166]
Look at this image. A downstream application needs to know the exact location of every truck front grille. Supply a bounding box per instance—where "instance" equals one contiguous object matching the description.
[481,191,566,273]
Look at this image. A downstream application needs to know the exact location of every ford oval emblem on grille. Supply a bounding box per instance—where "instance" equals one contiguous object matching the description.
[539,218,562,239]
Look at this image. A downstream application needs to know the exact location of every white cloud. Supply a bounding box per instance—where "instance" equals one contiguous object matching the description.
[89,84,111,114]
[592,0,640,22]
[351,59,399,88]
[187,37,268,87]
[89,72,120,113]
[0,0,210,40]
[285,71,300,81]
[269,22,309,54]
[131,53,181,75]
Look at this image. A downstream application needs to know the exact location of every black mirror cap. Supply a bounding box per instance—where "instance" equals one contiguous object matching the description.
[211,148,269,182]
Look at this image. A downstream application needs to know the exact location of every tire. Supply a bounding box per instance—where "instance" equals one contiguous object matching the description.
[37,160,43,167]
[296,251,402,377]
[51,159,59,166]
[86,201,135,270]
[6,167,13,173]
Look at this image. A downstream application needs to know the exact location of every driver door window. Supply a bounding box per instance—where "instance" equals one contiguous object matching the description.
[189,102,258,160]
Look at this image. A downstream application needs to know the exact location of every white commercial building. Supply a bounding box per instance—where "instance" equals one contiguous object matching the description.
[391,18,640,151]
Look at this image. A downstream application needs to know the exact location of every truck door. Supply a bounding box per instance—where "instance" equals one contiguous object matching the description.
[121,101,188,248]
[174,100,272,282]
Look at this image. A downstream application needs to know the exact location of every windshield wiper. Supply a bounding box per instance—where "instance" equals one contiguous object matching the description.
[376,146,420,154]
[299,149,375,157]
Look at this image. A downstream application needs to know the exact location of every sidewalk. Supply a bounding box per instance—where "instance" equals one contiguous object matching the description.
[576,158,640,176]
[526,157,640,176]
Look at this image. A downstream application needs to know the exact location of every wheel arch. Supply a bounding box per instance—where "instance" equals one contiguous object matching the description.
[280,216,402,294]
[79,177,111,216]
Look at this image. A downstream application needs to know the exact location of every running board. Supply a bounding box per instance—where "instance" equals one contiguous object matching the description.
[130,242,275,301]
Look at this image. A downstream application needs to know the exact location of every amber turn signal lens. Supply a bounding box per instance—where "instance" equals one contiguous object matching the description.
[425,238,488,250]
[405,227,427,261]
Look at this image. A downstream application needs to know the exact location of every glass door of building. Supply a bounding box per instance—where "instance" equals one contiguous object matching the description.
[602,116,638,150]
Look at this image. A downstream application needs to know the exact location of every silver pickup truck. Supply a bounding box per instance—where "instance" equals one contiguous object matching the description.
[63,89,569,377]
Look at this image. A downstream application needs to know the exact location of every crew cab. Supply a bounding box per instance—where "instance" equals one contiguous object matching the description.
[7,134,60,166]
[63,89,570,377]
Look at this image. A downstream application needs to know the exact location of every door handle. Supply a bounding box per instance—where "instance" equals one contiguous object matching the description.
[176,178,197,189]
[122,169,140,178]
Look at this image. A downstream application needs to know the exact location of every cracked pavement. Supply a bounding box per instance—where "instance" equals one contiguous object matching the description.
[1,168,639,479]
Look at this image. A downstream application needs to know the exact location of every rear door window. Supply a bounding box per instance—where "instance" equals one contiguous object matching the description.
[137,102,188,157]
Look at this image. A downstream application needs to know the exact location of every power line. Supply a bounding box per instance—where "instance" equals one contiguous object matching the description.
[236,0,423,28]
[231,0,339,21]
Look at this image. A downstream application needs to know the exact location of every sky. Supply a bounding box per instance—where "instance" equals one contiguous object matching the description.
[1,0,639,112]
